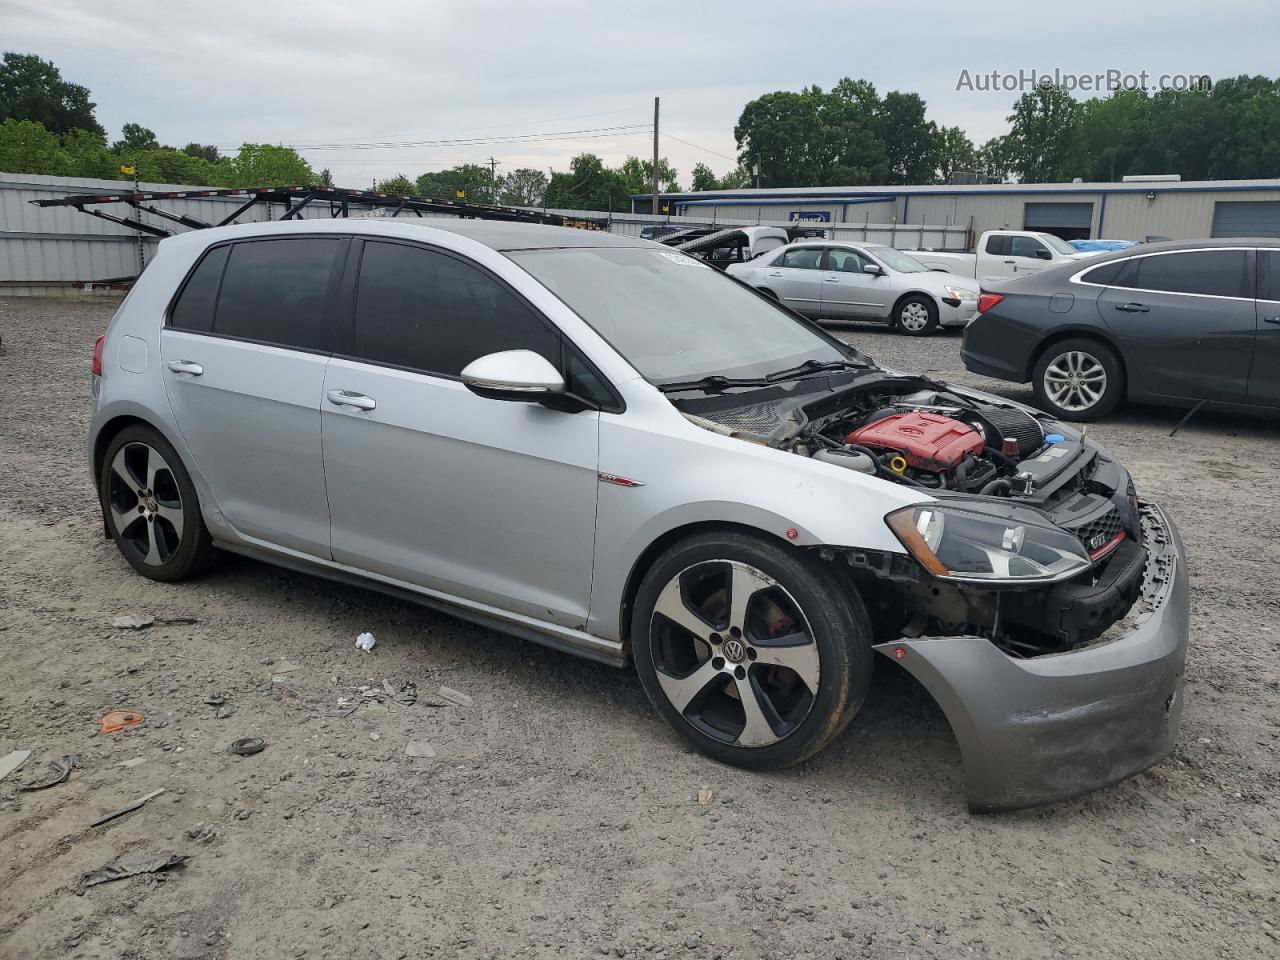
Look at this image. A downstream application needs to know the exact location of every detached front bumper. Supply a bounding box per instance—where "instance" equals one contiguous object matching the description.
[874,503,1188,813]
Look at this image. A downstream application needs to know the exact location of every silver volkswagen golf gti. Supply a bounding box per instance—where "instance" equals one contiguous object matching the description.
[90,218,1189,811]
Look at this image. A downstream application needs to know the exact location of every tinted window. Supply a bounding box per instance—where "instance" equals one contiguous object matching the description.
[779,247,823,270]
[213,239,342,350]
[1080,260,1125,286]
[353,241,557,377]
[170,245,229,333]
[826,248,870,273]
[1113,250,1249,298]
[1010,236,1048,259]
[1261,251,1280,301]
[985,235,1010,256]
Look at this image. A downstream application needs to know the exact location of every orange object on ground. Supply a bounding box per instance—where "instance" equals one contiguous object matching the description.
[99,710,143,734]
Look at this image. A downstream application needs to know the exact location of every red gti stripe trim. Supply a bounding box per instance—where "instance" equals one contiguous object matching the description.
[1089,531,1126,561]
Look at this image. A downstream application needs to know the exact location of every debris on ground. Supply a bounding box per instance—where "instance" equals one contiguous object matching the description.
[0,749,32,783]
[405,741,436,758]
[355,631,377,652]
[89,788,166,828]
[116,757,146,769]
[77,853,189,893]
[227,737,266,757]
[203,693,226,706]
[98,710,143,734]
[438,686,473,708]
[697,787,715,806]
[111,615,199,630]
[269,660,302,681]
[19,755,79,791]
[215,704,236,720]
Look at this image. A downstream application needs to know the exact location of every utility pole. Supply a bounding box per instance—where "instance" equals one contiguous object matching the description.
[651,96,661,218]
[488,156,501,204]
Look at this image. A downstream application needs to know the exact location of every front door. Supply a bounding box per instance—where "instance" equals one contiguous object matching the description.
[321,239,600,627]
[819,247,893,319]
[1005,235,1054,278]
[1097,248,1256,404]
[762,246,824,315]
[159,236,346,558]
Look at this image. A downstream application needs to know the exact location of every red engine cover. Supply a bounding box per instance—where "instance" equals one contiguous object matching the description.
[846,412,984,472]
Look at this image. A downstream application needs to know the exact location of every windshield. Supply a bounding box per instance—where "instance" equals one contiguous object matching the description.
[870,246,930,273]
[1039,234,1077,255]
[508,247,847,384]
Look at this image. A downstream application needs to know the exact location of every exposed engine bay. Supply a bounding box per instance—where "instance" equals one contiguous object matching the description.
[677,372,1150,659]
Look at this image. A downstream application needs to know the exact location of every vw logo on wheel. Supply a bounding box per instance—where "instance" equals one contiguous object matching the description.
[722,638,747,663]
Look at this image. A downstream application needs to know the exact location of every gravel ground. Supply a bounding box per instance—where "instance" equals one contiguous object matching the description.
[1,298,1277,960]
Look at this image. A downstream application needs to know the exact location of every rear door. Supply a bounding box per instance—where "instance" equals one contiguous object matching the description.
[160,236,345,557]
[1096,248,1256,403]
[819,247,892,319]
[761,246,824,315]
[320,239,602,627]
[1250,250,1280,406]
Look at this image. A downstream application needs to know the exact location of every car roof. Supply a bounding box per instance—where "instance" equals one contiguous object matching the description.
[1080,236,1280,264]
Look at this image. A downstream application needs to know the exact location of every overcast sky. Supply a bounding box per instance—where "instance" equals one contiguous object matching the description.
[3,0,1275,189]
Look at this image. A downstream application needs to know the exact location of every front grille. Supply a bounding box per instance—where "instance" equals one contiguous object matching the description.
[1069,507,1125,558]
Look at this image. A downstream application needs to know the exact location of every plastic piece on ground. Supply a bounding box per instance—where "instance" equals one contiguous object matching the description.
[113,615,154,630]
[100,710,143,734]
[77,853,189,893]
[89,788,166,827]
[355,632,376,652]
[20,755,78,791]
[227,737,266,756]
[405,741,436,758]
[0,749,32,783]
[438,686,473,708]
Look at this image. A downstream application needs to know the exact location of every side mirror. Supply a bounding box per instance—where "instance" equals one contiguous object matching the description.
[862,263,884,276]
[1034,248,1052,260]
[461,350,565,403]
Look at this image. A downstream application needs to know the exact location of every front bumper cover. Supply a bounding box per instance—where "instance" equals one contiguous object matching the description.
[873,502,1188,813]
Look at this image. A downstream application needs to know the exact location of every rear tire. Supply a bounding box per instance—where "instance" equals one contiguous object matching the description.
[1032,338,1124,421]
[893,295,938,336]
[632,531,872,770]
[99,425,216,581]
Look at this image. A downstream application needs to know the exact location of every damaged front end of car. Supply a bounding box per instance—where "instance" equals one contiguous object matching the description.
[677,371,1189,811]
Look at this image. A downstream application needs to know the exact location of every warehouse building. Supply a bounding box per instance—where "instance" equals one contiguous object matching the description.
[633,178,1280,247]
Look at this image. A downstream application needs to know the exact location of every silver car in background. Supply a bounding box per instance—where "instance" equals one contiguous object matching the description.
[88,218,1187,811]
[727,240,979,335]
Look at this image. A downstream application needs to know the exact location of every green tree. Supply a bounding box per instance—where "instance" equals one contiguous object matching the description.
[976,135,1015,182]
[415,164,497,202]
[716,165,753,189]
[618,155,679,194]
[935,125,977,182]
[543,153,630,211]
[498,167,548,206]
[61,127,117,178]
[1003,86,1081,182]
[375,174,416,194]
[876,91,941,184]
[318,167,334,187]
[689,162,718,192]
[0,117,68,174]
[182,143,221,163]
[217,143,314,186]
[0,52,104,138]
[112,122,159,154]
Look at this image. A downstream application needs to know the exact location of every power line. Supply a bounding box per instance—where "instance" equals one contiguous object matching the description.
[215,124,652,152]
[662,132,737,163]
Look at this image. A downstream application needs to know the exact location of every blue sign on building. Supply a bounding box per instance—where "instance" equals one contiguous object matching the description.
[789,210,831,222]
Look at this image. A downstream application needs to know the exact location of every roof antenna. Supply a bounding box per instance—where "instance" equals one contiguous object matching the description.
[1168,398,1207,438]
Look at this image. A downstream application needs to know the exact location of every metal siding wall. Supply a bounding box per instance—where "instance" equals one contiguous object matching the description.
[0,173,336,293]
[1210,200,1280,237]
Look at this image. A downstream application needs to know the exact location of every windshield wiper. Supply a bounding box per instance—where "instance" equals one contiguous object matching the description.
[657,359,868,395]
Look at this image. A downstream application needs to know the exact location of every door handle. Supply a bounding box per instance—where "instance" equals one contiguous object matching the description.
[166,359,203,376]
[1003,259,1016,264]
[1115,302,1150,313]
[823,276,841,282]
[327,389,376,411]
[1264,315,1280,325]
[766,270,783,278]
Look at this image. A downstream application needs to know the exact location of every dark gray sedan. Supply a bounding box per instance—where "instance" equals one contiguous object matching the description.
[962,238,1280,420]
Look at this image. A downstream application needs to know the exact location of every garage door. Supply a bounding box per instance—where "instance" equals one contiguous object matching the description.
[1023,202,1094,241]
[1211,200,1280,238]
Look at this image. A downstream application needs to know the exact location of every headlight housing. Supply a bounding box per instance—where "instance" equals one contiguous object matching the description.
[943,285,978,302]
[886,503,1091,584]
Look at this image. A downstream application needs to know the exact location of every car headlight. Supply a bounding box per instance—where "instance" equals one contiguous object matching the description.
[943,285,978,302]
[885,503,1091,584]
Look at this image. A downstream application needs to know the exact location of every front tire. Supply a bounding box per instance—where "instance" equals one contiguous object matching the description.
[1032,338,1124,421]
[632,531,872,770]
[893,295,939,336]
[99,425,216,581]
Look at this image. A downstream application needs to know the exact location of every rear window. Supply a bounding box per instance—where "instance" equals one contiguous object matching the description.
[169,246,228,333]
[1111,250,1249,298]
[211,238,343,351]
[1080,260,1125,286]
[779,247,823,270]
[1259,250,1280,301]
[984,235,1010,256]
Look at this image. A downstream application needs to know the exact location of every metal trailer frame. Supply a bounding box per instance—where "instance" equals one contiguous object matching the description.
[30,184,607,241]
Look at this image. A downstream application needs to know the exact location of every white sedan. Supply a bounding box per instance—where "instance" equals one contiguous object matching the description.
[727,240,979,335]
